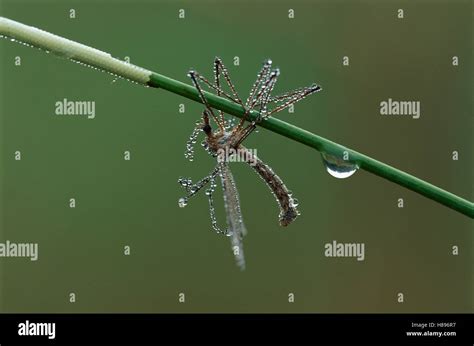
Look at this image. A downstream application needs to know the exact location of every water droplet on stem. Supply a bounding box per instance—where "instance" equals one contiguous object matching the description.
[321,153,358,179]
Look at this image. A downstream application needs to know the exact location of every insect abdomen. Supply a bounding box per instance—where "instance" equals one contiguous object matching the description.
[238,147,299,226]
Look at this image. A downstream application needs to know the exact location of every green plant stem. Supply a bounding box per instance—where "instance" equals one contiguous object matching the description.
[147,73,473,218]
[1,15,471,218]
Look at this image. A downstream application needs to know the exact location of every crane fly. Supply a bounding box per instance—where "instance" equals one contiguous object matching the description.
[178,57,322,270]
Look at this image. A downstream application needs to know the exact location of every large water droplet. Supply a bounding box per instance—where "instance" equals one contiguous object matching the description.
[178,197,188,208]
[321,153,358,179]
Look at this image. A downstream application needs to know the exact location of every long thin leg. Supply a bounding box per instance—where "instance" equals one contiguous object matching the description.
[214,57,257,133]
[234,120,257,147]
[188,70,224,130]
[190,59,249,130]
[178,165,220,205]
[185,109,215,160]
[248,68,279,111]
[193,71,240,105]
[233,64,278,134]
[268,85,310,103]
[213,58,226,126]
[235,83,320,146]
[206,175,228,234]
[232,68,279,140]
[184,119,203,162]
[233,71,278,145]
[245,59,272,108]
[255,69,279,118]
[267,84,322,116]
[214,57,245,107]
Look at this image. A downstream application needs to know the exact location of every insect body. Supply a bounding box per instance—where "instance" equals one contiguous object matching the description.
[178,58,321,270]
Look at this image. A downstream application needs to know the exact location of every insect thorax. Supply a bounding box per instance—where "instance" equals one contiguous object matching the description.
[204,130,238,157]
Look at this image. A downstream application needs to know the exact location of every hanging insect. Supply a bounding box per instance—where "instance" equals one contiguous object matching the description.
[178,57,322,270]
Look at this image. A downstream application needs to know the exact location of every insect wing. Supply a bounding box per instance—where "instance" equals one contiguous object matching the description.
[219,162,246,270]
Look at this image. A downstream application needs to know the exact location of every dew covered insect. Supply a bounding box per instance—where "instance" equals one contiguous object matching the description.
[178,57,321,270]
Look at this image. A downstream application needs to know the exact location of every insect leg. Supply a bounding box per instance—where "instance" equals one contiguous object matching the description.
[232,67,279,139]
[214,57,245,107]
[266,84,322,117]
[188,70,225,130]
[178,165,220,205]
[246,59,272,108]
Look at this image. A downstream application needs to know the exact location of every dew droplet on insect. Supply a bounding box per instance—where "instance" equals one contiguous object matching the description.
[321,153,359,179]
[178,197,188,208]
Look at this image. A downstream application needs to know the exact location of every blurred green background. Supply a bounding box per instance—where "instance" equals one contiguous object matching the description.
[0,0,472,313]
